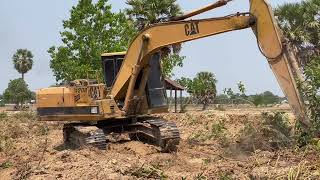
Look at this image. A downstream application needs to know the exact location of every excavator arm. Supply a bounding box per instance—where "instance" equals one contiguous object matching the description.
[110,0,308,125]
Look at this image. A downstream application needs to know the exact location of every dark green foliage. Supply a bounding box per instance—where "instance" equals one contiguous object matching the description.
[0,161,13,169]
[177,72,217,110]
[0,112,7,119]
[209,121,227,139]
[223,88,235,99]
[0,94,4,107]
[276,0,320,144]
[12,49,34,80]
[238,112,292,152]
[125,0,182,30]
[296,58,320,145]
[3,79,33,105]
[49,0,135,82]
[261,112,292,138]
[302,59,320,123]
[161,54,185,78]
[275,0,320,66]
[126,0,184,77]
[237,81,246,96]
[221,88,281,106]
[248,91,281,107]
[251,94,263,107]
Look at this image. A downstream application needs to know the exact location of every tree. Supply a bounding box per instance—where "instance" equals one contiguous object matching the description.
[3,79,32,106]
[276,0,320,140]
[223,88,235,99]
[12,49,34,80]
[275,0,319,66]
[49,0,135,82]
[177,72,217,110]
[0,94,4,107]
[125,0,185,77]
[125,0,182,30]
[251,94,263,107]
[261,91,280,105]
[248,91,280,107]
[238,81,246,96]
[176,77,192,91]
[298,58,320,133]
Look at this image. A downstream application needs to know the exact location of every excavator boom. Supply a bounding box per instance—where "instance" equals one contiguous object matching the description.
[110,0,308,124]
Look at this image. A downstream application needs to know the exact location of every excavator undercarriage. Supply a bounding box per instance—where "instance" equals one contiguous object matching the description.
[63,117,180,152]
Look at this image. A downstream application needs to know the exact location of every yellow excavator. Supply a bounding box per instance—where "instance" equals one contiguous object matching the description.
[36,0,308,151]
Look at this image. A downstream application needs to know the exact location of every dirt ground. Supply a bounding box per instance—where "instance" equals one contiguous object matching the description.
[0,109,320,179]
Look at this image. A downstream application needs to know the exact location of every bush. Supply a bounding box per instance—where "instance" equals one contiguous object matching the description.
[238,112,292,152]
[0,161,13,169]
[0,112,7,119]
[296,58,320,146]
[188,120,228,146]
[3,78,33,105]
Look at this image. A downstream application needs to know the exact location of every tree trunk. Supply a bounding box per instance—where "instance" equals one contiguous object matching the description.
[202,103,207,111]
[22,73,24,80]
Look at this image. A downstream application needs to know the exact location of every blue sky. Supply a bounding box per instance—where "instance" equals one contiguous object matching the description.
[0,0,302,95]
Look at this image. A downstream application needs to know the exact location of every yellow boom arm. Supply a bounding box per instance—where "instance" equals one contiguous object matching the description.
[110,0,308,125]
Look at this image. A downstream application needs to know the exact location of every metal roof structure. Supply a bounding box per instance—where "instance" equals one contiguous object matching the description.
[164,78,185,91]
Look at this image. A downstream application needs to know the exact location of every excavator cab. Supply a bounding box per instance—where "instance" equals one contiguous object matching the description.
[101,52,126,88]
[101,52,167,110]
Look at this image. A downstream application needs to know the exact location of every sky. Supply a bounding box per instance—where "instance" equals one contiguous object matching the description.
[0,0,302,96]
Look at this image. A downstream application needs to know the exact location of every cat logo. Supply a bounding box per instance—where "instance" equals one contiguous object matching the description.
[185,21,200,36]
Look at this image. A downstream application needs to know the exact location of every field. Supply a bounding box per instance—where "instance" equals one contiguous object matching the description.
[1,108,320,179]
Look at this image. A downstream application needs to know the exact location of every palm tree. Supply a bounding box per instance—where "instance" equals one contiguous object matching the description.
[126,0,184,77]
[192,72,217,110]
[126,0,182,30]
[12,49,34,80]
[275,0,320,66]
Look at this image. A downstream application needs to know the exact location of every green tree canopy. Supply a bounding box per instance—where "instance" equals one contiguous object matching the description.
[125,0,185,78]
[275,0,320,66]
[248,91,281,107]
[238,81,246,96]
[223,88,236,99]
[177,72,217,110]
[3,79,32,105]
[126,0,182,30]
[49,0,135,82]
[12,49,34,80]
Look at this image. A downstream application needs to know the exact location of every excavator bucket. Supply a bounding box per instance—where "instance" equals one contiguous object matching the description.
[249,0,309,126]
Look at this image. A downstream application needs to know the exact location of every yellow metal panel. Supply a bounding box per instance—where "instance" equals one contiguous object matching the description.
[101,51,127,57]
[37,87,75,108]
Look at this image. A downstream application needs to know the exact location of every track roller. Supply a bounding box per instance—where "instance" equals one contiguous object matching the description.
[63,124,107,150]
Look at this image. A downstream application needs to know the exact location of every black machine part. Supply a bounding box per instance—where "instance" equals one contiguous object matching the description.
[101,53,167,109]
[63,117,180,152]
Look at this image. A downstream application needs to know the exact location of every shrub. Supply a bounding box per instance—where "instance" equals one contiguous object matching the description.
[238,112,292,152]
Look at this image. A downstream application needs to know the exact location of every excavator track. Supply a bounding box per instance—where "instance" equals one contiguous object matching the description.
[62,118,180,152]
[63,124,107,150]
[131,118,180,152]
